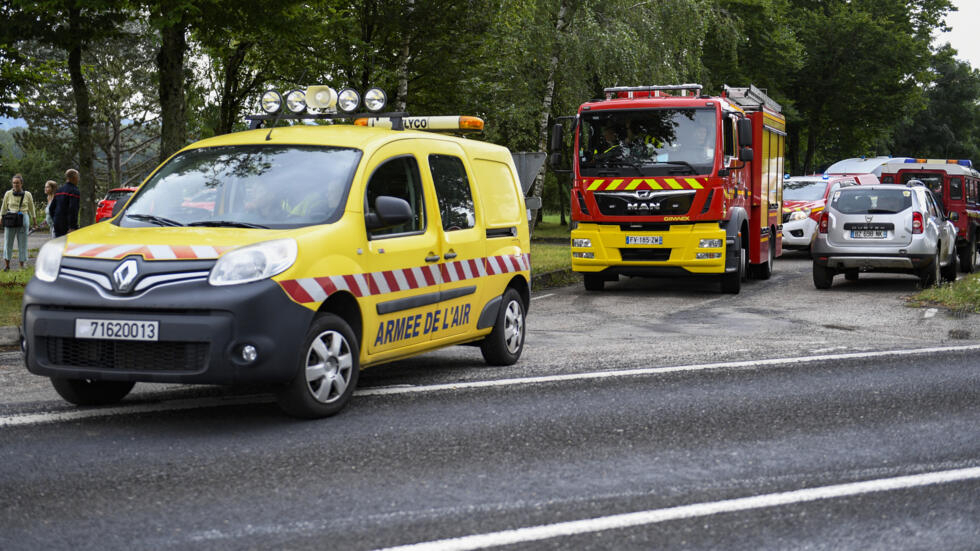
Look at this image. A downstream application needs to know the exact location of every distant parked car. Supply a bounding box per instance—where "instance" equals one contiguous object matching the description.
[782,173,878,251]
[95,187,137,222]
[811,183,958,288]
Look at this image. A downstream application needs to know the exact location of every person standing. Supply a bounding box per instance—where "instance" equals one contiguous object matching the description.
[1,174,37,271]
[52,168,81,237]
[43,180,57,238]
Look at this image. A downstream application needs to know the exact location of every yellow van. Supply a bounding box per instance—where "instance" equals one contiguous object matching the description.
[23,92,531,418]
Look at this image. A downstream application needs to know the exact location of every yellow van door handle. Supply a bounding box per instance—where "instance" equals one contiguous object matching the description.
[444,251,458,260]
[425,254,440,263]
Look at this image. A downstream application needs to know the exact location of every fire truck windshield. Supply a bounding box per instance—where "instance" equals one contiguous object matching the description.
[578,108,715,177]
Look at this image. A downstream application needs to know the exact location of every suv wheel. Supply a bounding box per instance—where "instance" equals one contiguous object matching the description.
[844,269,859,281]
[941,248,958,282]
[812,263,834,289]
[960,232,978,273]
[919,251,940,288]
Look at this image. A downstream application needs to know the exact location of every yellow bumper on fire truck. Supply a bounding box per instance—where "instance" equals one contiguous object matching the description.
[571,222,727,275]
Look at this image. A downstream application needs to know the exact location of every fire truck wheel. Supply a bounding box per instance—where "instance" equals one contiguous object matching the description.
[959,233,977,273]
[584,273,605,291]
[812,263,834,289]
[941,248,958,282]
[50,377,135,406]
[720,237,745,294]
[480,288,526,366]
[918,250,941,288]
[752,238,775,280]
[277,313,359,419]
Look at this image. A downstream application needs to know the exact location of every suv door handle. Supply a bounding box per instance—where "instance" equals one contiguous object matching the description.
[444,251,458,260]
[425,254,440,263]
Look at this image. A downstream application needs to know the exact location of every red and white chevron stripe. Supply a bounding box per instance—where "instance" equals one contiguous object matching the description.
[279,253,530,304]
[64,243,234,260]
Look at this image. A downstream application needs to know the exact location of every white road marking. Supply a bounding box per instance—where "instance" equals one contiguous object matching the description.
[378,467,980,551]
[924,308,938,319]
[529,293,554,301]
[3,344,979,427]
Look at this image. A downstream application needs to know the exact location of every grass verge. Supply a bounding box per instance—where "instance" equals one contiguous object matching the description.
[0,268,31,327]
[910,272,980,313]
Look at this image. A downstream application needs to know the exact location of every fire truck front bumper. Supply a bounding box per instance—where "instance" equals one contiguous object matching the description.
[571,222,727,276]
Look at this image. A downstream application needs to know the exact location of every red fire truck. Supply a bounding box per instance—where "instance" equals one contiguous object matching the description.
[879,158,980,272]
[549,84,786,293]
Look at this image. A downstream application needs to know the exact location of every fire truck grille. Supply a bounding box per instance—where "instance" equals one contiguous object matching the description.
[41,337,208,372]
[595,191,694,216]
[620,248,672,262]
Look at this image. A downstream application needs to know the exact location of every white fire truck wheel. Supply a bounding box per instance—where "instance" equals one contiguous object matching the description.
[960,233,977,273]
[480,288,526,366]
[277,313,359,419]
[50,378,135,406]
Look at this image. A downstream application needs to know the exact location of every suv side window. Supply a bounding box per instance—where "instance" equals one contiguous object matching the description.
[365,156,425,238]
[428,154,475,231]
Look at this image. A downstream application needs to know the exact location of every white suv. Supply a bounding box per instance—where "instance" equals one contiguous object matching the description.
[811,183,958,288]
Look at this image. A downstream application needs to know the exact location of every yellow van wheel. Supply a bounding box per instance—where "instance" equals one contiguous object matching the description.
[277,313,360,419]
[480,288,526,366]
[51,378,135,406]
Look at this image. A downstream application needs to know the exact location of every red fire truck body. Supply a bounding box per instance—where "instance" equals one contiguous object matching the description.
[555,84,786,293]
[879,158,980,272]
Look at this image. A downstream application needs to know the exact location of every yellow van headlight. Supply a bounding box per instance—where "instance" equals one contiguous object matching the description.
[209,238,298,286]
[35,237,66,282]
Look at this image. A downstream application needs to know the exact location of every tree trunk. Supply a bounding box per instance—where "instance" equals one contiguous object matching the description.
[786,121,799,175]
[530,0,572,227]
[803,124,817,175]
[218,42,252,135]
[68,7,95,226]
[158,19,187,163]
[396,0,413,112]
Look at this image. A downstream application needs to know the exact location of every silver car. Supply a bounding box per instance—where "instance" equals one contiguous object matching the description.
[811,183,958,288]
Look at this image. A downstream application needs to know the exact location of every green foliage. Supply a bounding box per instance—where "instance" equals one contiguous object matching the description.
[913,273,980,314]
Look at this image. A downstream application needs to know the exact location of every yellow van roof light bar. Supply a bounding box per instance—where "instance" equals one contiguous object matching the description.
[354,115,484,133]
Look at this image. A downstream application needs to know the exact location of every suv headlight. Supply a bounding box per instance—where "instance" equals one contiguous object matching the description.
[35,237,66,282]
[209,238,297,286]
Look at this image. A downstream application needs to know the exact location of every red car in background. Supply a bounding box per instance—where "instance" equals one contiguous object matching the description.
[95,187,137,222]
[781,173,879,251]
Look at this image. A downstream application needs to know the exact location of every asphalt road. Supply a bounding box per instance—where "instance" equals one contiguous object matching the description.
[1,252,978,549]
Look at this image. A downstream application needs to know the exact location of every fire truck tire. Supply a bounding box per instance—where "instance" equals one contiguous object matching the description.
[50,377,135,406]
[480,288,526,366]
[942,248,958,282]
[752,237,775,280]
[721,238,745,294]
[918,250,941,288]
[584,274,605,291]
[812,263,834,289]
[959,232,977,273]
[277,313,359,419]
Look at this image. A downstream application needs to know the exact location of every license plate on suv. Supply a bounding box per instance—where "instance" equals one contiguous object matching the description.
[626,236,662,245]
[851,230,887,239]
[75,319,159,341]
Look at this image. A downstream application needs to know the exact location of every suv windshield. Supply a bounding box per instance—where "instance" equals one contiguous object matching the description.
[832,188,912,214]
[119,145,362,229]
[578,108,715,177]
[784,179,827,201]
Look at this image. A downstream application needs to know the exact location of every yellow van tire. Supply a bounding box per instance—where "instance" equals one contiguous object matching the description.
[480,288,526,366]
[50,378,135,406]
[277,313,360,419]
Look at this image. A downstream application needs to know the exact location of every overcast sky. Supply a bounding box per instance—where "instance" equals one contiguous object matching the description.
[936,0,980,69]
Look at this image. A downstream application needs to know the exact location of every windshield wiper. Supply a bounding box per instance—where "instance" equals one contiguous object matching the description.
[650,160,698,174]
[187,220,269,229]
[125,213,184,227]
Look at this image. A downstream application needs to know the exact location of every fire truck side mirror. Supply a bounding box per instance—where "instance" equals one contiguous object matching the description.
[737,119,753,147]
[549,124,565,168]
[739,147,754,162]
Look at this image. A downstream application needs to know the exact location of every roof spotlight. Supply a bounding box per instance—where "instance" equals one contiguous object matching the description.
[305,85,337,110]
[260,90,282,114]
[364,88,387,112]
[284,89,307,113]
[337,88,361,113]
